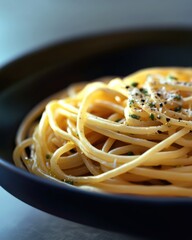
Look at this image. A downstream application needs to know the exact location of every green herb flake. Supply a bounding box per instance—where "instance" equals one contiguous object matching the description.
[129,114,140,120]
[127,151,134,156]
[149,102,156,108]
[131,82,138,87]
[174,106,182,112]
[64,179,74,185]
[140,88,148,95]
[168,75,178,81]
[129,99,135,107]
[173,94,182,101]
[149,113,155,120]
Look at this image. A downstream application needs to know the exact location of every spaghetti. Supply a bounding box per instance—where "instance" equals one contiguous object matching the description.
[13,68,192,197]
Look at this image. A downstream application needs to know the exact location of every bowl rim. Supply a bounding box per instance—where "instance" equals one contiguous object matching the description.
[1,156,192,204]
[1,26,192,204]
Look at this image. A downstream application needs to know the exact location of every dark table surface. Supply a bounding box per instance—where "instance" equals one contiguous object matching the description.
[1,1,192,239]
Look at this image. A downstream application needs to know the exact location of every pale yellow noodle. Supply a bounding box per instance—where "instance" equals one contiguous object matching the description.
[13,67,192,197]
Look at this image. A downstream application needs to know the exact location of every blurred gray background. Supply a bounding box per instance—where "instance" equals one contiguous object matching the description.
[1,0,192,67]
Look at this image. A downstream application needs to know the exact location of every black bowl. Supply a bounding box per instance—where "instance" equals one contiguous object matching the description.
[1,28,192,239]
